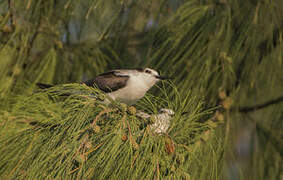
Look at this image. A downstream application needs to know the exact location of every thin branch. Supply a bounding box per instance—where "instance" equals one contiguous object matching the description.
[8,0,13,26]
[26,21,41,58]
[245,114,283,157]
[255,122,283,157]
[238,95,283,113]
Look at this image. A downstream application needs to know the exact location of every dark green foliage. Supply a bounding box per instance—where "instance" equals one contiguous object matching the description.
[0,84,220,179]
[0,0,282,179]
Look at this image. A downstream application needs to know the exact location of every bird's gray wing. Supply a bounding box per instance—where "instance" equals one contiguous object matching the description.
[82,71,130,93]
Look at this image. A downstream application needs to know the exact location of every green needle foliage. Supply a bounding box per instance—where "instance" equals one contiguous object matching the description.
[0,84,221,179]
[0,0,282,179]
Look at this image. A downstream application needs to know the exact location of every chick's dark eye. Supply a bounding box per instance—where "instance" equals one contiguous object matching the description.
[145,69,151,73]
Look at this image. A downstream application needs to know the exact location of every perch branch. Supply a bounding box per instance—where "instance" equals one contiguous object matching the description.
[238,95,283,113]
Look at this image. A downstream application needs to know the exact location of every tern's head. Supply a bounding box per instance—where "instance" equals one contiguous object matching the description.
[135,68,171,87]
[159,108,175,116]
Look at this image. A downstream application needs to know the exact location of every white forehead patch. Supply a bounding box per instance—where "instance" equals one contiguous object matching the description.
[144,68,159,76]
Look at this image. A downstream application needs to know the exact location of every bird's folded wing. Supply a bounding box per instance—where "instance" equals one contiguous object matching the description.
[82,71,130,93]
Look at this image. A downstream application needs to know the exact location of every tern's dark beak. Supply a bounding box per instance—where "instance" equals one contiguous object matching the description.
[156,75,172,80]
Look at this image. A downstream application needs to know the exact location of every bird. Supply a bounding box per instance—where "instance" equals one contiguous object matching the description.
[36,68,171,105]
[136,108,175,134]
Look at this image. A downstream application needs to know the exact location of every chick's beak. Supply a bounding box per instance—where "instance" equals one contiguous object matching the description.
[155,75,172,80]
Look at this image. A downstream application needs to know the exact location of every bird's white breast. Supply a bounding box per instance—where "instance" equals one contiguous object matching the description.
[107,75,151,105]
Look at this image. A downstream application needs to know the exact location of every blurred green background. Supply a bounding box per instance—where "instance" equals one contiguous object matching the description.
[0,0,282,179]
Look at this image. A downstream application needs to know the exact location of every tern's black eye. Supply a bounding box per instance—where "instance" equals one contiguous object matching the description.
[145,69,151,74]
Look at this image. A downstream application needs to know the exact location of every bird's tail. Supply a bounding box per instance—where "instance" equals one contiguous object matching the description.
[36,83,54,89]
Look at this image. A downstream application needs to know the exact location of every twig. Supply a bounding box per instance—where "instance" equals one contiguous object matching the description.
[69,167,80,174]
[255,122,283,157]
[127,120,139,149]
[245,114,283,157]
[91,107,117,126]
[83,143,103,156]
[238,95,283,113]
[155,160,160,180]
[26,21,42,58]
[8,0,13,26]
[131,152,139,168]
